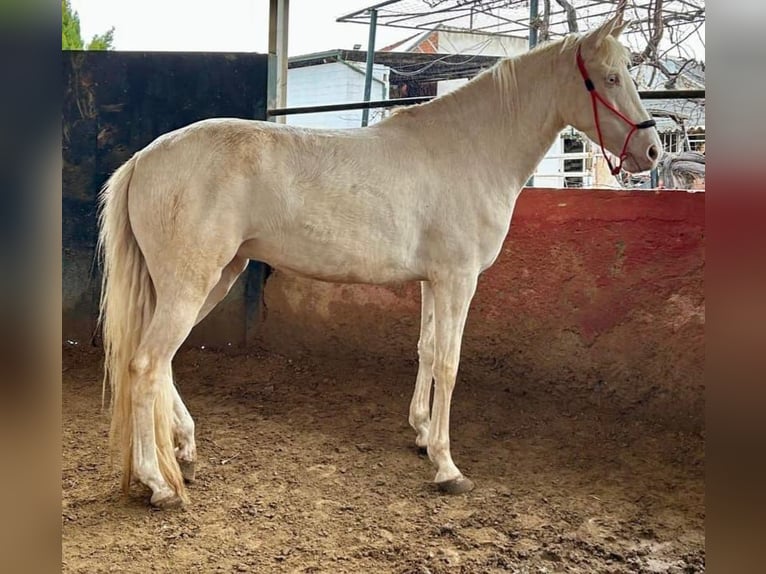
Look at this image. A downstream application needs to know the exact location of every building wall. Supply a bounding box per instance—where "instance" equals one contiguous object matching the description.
[436,78,467,96]
[533,137,566,188]
[437,30,528,57]
[286,62,389,129]
[406,29,527,57]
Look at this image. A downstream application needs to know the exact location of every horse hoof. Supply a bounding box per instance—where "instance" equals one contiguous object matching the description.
[179,460,196,483]
[417,446,428,456]
[150,491,185,510]
[437,476,475,495]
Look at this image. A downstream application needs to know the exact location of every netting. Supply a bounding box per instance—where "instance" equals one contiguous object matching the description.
[338,0,705,61]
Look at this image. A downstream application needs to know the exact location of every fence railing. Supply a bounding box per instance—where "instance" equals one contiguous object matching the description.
[267,90,705,118]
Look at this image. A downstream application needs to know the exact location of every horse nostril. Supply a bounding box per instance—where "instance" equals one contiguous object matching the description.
[647,145,659,161]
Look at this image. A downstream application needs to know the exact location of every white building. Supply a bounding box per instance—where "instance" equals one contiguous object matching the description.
[286,56,389,129]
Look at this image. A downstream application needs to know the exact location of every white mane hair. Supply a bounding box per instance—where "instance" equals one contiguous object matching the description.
[489,33,631,108]
[386,31,631,129]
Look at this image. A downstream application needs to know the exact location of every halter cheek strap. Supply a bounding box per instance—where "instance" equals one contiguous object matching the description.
[576,46,656,175]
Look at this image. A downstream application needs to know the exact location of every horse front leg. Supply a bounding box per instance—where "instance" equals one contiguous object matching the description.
[409,281,435,451]
[428,273,478,494]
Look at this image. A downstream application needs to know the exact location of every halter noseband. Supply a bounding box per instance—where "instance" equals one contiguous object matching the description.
[576,45,656,175]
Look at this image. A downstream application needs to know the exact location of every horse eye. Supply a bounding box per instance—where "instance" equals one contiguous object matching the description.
[607,74,619,86]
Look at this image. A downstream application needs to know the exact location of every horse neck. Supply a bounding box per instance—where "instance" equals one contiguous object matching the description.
[426,44,571,192]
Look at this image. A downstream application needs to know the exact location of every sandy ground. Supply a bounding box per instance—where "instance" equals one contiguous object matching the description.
[63,345,704,573]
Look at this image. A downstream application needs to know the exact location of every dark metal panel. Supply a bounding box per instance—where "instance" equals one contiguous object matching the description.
[63,51,270,345]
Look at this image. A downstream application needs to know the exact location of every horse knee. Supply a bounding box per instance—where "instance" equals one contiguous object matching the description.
[409,403,430,430]
[129,353,163,394]
[418,343,434,366]
[433,361,459,387]
[128,353,151,378]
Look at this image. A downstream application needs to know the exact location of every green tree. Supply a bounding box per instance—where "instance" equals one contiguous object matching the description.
[61,0,83,50]
[62,0,115,50]
[87,27,115,51]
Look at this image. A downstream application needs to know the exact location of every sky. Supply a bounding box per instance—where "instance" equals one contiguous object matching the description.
[71,0,703,60]
[70,0,415,56]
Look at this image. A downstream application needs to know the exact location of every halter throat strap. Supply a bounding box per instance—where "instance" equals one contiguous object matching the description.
[576,45,656,175]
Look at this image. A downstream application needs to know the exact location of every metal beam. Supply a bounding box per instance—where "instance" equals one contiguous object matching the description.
[336,0,400,23]
[269,96,432,117]
[639,89,705,99]
[268,90,705,117]
[361,8,379,127]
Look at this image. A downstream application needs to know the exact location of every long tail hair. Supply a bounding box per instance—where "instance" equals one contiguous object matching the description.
[96,154,185,500]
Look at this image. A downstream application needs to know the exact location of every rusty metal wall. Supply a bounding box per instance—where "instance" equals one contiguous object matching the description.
[258,188,705,388]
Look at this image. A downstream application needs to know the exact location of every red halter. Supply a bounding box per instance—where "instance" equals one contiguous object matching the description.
[576,46,656,175]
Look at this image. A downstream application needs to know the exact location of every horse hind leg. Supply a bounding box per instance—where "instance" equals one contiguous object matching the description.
[171,254,248,484]
[129,262,227,508]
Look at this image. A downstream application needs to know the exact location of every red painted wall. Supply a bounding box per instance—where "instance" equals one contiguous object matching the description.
[259,188,705,387]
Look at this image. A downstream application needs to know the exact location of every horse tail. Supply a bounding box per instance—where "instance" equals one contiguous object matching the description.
[97,154,185,499]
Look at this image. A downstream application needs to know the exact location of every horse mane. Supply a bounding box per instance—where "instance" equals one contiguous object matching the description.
[384,29,630,124]
[489,32,630,93]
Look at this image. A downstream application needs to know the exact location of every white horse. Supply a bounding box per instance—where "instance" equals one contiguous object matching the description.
[98,15,661,509]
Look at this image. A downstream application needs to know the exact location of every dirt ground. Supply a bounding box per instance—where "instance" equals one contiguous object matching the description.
[62,345,704,573]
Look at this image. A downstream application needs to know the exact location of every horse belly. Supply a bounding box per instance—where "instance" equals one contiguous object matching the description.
[238,233,422,284]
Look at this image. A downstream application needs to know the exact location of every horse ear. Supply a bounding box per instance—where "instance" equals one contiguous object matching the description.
[611,19,630,38]
[585,14,623,50]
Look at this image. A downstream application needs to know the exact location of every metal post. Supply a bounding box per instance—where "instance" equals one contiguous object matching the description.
[256,0,290,344]
[361,8,378,127]
[267,0,278,119]
[529,0,539,48]
[267,0,289,123]
[276,0,289,123]
[526,0,539,187]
